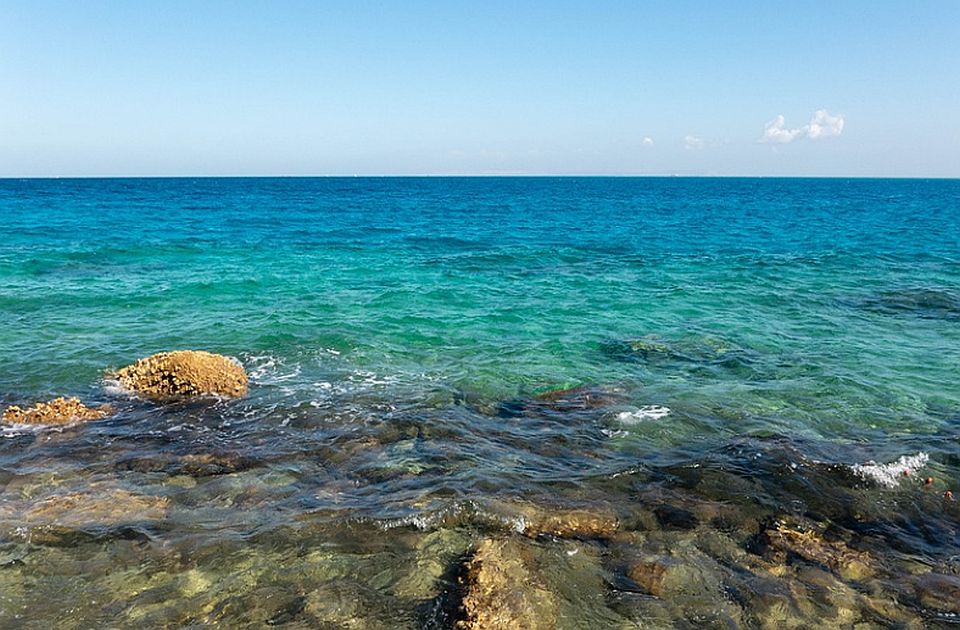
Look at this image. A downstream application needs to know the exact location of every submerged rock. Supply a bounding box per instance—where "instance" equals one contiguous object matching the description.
[489,499,620,539]
[759,518,875,581]
[860,287,960,319]
[457,537,557,630]
[114,350,248,400]
[20,489,169,527]
[1,397,111,425]
[0,486,169,545]
[497,385,626,417]
[602,334,753,365]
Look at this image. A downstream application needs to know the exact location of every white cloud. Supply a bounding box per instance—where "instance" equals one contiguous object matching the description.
[762,114,804,143]
[806,109,844,139]
[761,109,845,143]
[684,135,704,149]
[642,137,654,146]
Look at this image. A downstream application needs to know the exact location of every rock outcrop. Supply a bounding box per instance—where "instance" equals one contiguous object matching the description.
[458,537,557,630]
[114,350,248,399]
[2,397,111,425]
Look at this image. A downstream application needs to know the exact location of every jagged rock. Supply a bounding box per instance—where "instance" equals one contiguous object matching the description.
[114,350,248,399]
[457,537,557,630]
[2,397,111,425]
[761,518,875,581]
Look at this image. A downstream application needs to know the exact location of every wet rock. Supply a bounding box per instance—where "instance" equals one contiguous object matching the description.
[620,535,744,627]
[177,452,258,477]
[394,528,473,601]
[653,504,699,530]
[0,486,169,545]
[2,397,111,425]
[490,500,619,539]
[497,385,626,417]
[912,573,960,614]
[759,518,875,581]
[457,537,557,630]
[627,556,671,597]
[20,489,169,527]
[113,350,248,400]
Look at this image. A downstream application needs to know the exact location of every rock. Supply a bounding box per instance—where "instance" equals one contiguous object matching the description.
[0,486,169,545]
[497,385,626,417]
[20,489,169,527]
[912,573,960,614]
[457,537,557,630]
[2,397,111,425]
[761,518,875,581]
[490,500,619,539]
[114,350,248,399]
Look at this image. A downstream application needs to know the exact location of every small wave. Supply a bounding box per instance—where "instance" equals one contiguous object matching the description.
[2,422,67,438]
[245,354,302,383]
[850,452,929,488]
[615,405,671,424]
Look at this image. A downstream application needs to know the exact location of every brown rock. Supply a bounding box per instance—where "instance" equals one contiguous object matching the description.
[2,397,111,425]
[114,350,248,399]
[22,489,169,527]
[458,537,557,630]
[492,500,619,539]
[627,557,671,597]
[913,573,960,613]
[764,519,874,581]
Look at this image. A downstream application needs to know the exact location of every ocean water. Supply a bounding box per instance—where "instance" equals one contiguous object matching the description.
[1,177,959,627]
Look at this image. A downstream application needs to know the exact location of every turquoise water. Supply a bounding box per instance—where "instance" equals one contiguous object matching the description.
[2,177,960,627]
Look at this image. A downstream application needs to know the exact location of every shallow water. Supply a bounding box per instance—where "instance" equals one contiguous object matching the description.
[1,177,959,627]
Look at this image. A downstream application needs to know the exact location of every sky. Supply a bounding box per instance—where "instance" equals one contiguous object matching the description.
[1,1,958,177]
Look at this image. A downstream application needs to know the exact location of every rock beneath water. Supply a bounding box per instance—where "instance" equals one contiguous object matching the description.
[114,350,248,400]
[2,397,111,425]
[490,500,619,539]
[759,518,875,581]
[0,486,169,545]
[861,287,960,319]
[911,573,960,614]
[497,385,626,417]
[603,334,751,364]
[21,490,169,527]
[457,537,557,630]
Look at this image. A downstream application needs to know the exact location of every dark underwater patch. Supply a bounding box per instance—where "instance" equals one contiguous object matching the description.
[859,287,960,319]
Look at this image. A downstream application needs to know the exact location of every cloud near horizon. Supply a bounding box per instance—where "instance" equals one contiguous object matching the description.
[762,109,845,144]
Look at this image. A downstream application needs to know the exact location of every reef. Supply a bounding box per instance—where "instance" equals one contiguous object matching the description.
[1,397,111,425]
[114,350,248,399]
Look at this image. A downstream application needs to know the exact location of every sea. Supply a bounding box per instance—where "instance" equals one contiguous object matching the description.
[1,177,959,627]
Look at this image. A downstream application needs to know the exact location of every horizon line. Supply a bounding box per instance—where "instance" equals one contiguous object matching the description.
[2,174,958,181]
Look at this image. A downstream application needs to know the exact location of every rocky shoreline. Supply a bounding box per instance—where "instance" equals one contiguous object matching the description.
[2,350,959,628]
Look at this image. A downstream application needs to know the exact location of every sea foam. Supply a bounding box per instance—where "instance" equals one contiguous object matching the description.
[616,405,671,424]
[850,452,929,488]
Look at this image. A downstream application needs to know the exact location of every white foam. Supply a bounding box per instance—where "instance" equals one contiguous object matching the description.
[2,423,46,437]
[616,405,671,424]
[850,452,929,488]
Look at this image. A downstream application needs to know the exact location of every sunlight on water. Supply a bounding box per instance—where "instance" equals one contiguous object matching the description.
[1,177,959,627]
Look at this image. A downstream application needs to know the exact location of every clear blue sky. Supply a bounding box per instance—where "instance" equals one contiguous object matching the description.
[2,1,958,177]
